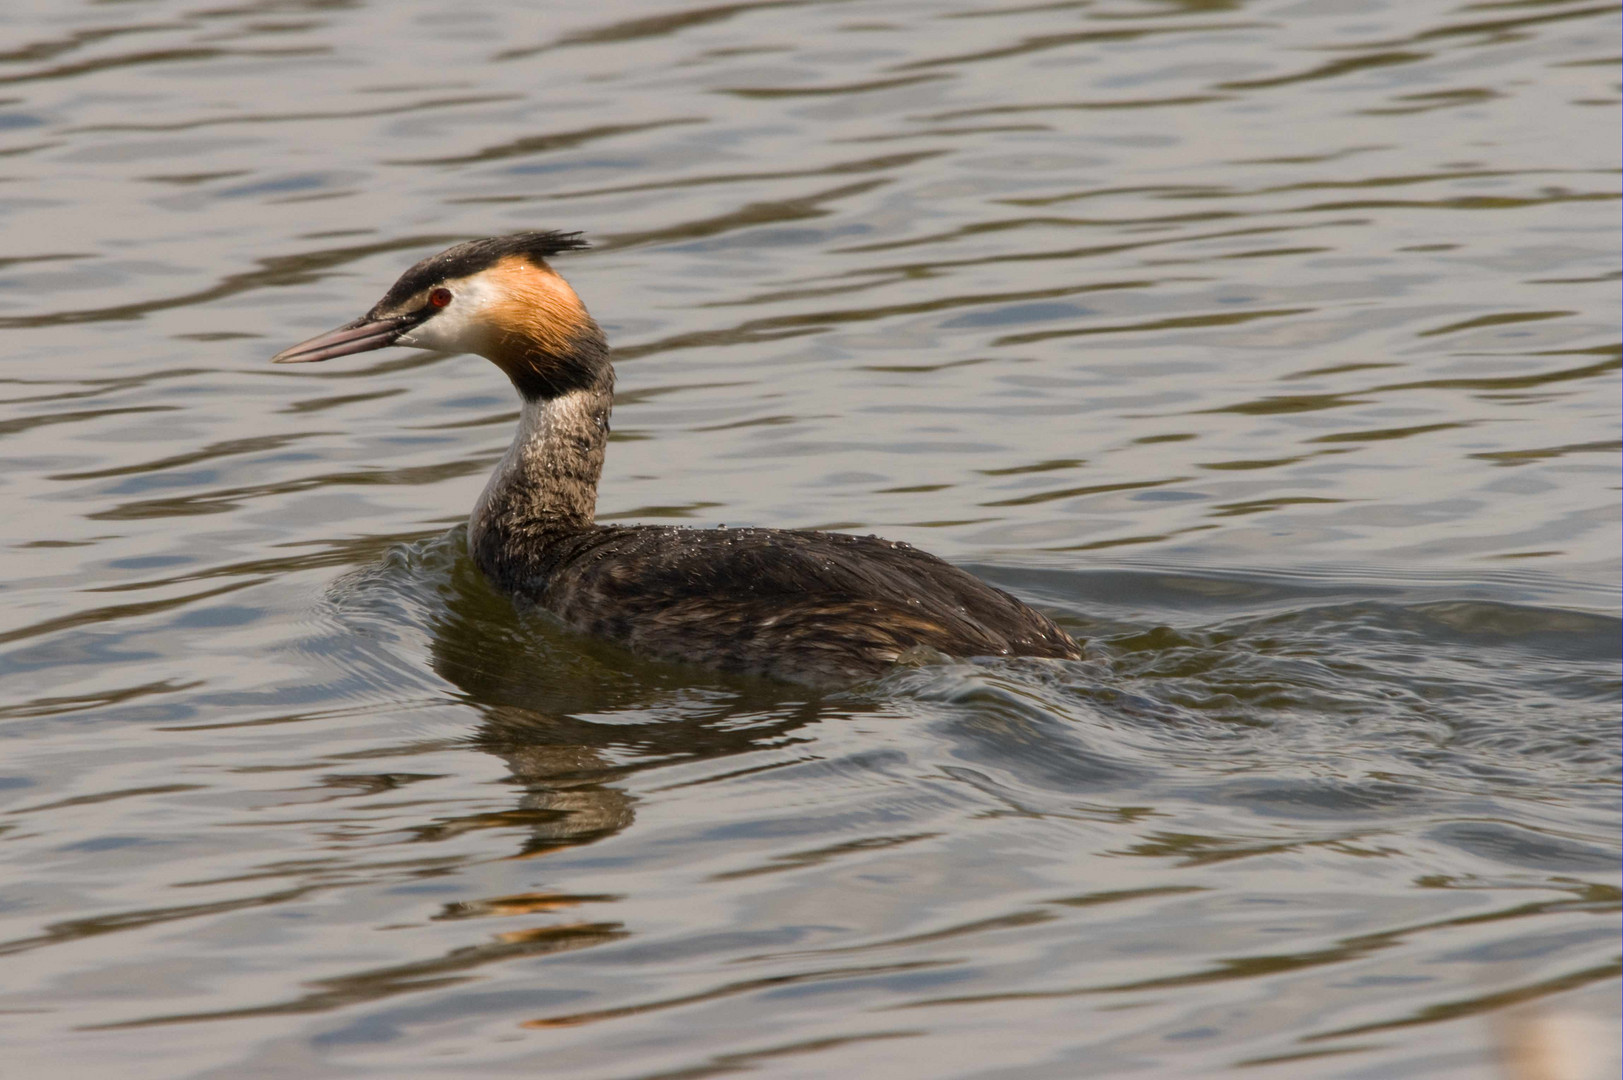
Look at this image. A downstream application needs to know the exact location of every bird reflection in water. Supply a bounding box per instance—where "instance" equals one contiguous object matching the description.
[422,539,844,861]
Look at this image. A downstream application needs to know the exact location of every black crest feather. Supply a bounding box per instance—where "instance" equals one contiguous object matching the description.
[375,231,590,311]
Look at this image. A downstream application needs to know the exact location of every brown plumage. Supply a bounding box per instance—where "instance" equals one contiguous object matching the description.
[272,232,1083,687]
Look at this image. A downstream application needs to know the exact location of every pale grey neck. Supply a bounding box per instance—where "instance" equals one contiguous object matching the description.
[469,387,612,551]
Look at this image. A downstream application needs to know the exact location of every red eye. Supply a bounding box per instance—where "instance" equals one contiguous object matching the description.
[429,287,453,308]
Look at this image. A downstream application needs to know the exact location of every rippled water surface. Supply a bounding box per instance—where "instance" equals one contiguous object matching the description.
[2,1,1619,1076]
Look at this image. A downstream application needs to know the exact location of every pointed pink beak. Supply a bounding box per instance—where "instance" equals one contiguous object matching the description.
[270,314,412,364]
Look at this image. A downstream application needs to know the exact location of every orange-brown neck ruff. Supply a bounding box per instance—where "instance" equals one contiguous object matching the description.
[485,255,609,402]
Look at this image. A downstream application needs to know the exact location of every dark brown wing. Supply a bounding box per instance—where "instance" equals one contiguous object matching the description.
[518,526,1080,686]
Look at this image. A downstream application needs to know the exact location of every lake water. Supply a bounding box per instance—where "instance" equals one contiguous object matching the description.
[1,1,1618,1076]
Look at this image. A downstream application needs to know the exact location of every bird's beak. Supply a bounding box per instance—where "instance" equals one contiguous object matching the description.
[270,314,413,364]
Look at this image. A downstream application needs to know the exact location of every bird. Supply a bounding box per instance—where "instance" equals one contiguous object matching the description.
[272,232,1082,687]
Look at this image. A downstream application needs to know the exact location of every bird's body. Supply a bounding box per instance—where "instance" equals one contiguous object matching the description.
[480,520,1078,687]
[273,232,1081,687]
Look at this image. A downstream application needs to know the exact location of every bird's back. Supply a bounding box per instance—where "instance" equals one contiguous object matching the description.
[485,525,1082,686]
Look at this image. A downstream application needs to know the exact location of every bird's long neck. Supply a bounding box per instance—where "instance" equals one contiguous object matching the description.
[469,363,613,591]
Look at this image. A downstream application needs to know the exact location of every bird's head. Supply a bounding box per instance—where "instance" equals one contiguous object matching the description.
[271,231,607,400]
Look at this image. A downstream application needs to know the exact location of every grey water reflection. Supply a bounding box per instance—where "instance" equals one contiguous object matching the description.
[84,534,856,1031]
[0,0,1618,1076]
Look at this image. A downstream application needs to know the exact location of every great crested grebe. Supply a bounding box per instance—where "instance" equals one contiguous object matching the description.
[272,232,1082,686]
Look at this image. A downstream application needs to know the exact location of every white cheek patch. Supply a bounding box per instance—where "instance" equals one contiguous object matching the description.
[395,276,499,353]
